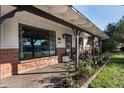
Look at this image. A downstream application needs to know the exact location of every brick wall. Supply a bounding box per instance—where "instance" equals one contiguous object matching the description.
[56,48,65,62]
[56,47,76,62]
[0,48,19,64]
[0,48,19,78]
[0,63,12,78]
[18,56,58,74]
[0,48,58,79]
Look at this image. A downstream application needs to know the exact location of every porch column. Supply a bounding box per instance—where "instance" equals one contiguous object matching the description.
[73,28,81,70]
[91,35,95,64]
[98,38,102,57]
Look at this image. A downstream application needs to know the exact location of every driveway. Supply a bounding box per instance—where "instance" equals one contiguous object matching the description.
[0,62,73,88]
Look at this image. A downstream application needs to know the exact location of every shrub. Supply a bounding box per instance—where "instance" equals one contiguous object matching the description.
[77,60,95,75]
[102,52,111,60]
[102,39,117,52]
[65,73,74,86]
[64,63,75,87]
[97,56,104,66]
[97,51,111,65]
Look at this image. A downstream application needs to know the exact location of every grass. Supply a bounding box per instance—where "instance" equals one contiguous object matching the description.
[89,52,124,88]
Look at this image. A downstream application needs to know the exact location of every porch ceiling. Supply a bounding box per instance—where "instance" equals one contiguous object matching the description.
[34,5,108,40]
[13,5,108,40]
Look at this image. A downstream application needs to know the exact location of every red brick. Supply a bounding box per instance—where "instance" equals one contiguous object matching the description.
[0,48,19,64]
[1,48,58,78]
[56,48,65,61]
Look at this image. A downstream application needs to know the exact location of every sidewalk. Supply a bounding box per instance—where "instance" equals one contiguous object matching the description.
[0,63,72,88]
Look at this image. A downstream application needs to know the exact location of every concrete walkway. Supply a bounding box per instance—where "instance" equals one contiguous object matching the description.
[0,62,73,88]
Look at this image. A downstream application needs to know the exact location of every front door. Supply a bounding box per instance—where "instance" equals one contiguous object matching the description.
[65,35,72,58]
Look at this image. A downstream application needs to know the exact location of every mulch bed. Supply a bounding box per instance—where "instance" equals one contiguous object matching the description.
[53,73,90,88]
[53,58,110,88]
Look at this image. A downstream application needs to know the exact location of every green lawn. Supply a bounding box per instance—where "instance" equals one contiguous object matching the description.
[89,53,124,88]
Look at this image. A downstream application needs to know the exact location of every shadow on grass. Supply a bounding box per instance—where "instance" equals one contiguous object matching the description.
[109,58,124,64]
[107,58,124,69]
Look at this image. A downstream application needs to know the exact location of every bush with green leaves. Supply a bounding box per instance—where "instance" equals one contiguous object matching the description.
[105,51,111,58]
[65,73,75,86]
[94,51,111,67]
[102,39,117,52]
[77,59,95,75]
[64,63,76,86]
[101,51,111,61]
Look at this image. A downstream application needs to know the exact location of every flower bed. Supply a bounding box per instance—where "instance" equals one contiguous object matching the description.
[53,52,111,88]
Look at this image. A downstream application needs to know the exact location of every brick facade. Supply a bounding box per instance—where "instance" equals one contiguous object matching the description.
[0,48,58,79]
[0,47,75,78]
[18,56,58,74]
[56,48,65,61]
[0,63,12,78]
[56,48,76,62]
[0,48,19,64]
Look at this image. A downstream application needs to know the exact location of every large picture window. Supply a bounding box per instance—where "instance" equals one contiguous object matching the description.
[19,24,56,60]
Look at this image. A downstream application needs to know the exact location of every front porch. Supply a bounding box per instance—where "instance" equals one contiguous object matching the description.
[0,5,108,80]
[0,62,74,88]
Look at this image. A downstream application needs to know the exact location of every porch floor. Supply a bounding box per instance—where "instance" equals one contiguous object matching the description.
[0,62,74,88]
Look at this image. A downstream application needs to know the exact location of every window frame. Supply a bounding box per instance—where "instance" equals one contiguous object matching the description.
[64,34,72,58]
[19,23,56,61]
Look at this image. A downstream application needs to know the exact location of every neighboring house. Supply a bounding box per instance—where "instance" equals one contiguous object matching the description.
[0,5,108,78]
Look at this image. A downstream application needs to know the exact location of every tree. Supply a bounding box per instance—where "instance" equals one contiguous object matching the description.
[102,16,124,52]
[104,23,118,37]
[102,39,117,52]
[113,16,124,43]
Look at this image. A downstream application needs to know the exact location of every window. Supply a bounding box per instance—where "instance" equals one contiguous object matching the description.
[49,31,56,56]
[79,37,83,47]
[65,35,72,57]
[19,25,56,60]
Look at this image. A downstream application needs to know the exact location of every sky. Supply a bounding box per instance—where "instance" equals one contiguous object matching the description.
[73,5,124,31]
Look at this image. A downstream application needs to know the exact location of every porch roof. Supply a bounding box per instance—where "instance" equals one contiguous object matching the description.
[13,5,108,39]
[34,5,108,39]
